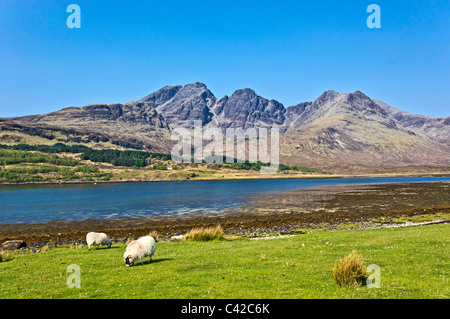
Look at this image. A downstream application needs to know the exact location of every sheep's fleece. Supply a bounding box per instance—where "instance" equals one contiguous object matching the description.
[86,232,111,251]
[123,236,156,267]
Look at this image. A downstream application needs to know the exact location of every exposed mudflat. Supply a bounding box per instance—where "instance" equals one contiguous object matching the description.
[0,181,449,246]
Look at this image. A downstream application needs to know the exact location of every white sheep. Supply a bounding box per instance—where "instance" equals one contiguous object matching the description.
[171,235,184,242]
[86,232,112,251]
[123,236,156,267]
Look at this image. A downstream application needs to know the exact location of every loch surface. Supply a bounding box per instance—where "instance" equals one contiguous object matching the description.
[0,176,449,224]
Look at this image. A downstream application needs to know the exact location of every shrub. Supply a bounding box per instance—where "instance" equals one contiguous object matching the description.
[73,165,99,173]
[278,164,316,173]
[333,250,368,288]
[38,165,60,174]
[184,225,224,242]
[134,158,145,168]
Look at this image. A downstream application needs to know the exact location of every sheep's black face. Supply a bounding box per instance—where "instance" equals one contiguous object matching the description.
[125,256,134,267]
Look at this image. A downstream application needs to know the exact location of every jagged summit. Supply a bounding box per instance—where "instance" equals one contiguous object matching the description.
[139,85,183,108]
[136,84,450,142]
[141,82,216,127]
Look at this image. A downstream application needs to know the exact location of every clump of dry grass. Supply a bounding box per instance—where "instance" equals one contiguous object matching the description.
[283,261,296,269]
[0,249,21,262]
[0,250,12,262]
[40,245,50,252]
[148,230,159,242]
[184,225,224,241]
[333,250,368,288]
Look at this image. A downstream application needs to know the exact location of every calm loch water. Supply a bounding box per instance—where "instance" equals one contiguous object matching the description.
[0,176,449,224]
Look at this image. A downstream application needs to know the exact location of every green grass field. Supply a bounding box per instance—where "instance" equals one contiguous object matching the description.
[0,224,448,299]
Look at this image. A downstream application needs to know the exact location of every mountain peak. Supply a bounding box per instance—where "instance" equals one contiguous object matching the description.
[316,90,340,103]
[319,90,340,99]
[144,82,216,127]
[139,85,183,107]
[349,90,371,100]
[183,82,208,90]
[231,88,257,97]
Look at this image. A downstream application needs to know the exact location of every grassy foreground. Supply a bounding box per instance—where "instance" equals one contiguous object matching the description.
[0,224,448,299]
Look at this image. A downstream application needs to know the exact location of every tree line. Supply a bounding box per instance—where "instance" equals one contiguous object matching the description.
[0,144,317,172]
[0,143,170,168]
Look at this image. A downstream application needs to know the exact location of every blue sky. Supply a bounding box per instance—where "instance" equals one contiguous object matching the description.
[0,0,449,117]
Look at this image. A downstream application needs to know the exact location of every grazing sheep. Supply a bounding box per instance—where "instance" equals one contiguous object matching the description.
[123,236,156,267]
[86,232,112,251]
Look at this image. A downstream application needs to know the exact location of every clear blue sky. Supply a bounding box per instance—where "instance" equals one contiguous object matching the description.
[0,0,449,117]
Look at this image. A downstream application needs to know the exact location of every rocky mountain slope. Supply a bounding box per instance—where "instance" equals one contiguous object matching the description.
[373,99,450,146]
[277,90,449,170]
[10,101,172,152]
[140,82,287,130]
[141,83,216,127]
[6,82,450,173]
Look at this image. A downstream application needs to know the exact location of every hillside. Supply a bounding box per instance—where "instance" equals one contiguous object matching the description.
[279,91,450,173]
[0,143,327,185]
[0,118,143,150]
[9,102,172,153]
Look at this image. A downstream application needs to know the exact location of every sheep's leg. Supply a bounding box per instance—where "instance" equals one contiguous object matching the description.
[96,245,100,250]
[148,256,152,264]
[88,244,91,251]
[140,257,144,265]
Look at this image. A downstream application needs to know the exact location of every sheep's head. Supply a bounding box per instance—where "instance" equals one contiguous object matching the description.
[124,255,134,267]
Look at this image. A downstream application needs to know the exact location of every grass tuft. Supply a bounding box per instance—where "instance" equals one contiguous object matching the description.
[0,251,12,263]
[148,230,159,242]
[184,225,224,242]
[333,250,368,288]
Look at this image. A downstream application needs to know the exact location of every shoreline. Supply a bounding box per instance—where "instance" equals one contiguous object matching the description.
[1,171,450,188]
[1,181,448,247]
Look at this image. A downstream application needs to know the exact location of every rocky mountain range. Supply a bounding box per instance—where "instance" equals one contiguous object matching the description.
[139,82,449,143]
[4,82,450,173]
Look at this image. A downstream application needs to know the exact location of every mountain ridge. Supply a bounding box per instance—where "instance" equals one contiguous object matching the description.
[5,82,450,173]
[137,83,447,141]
